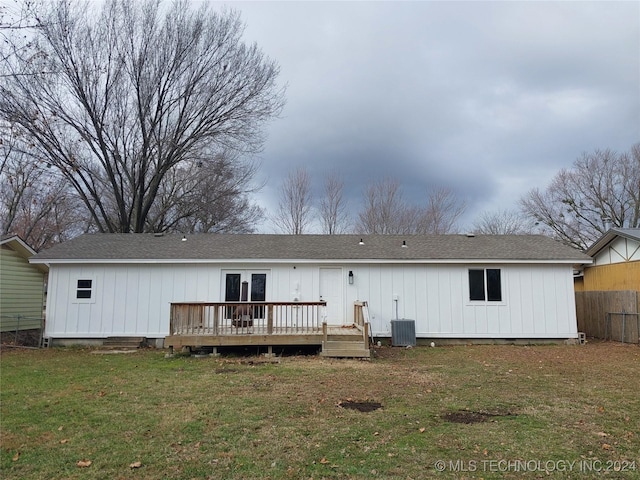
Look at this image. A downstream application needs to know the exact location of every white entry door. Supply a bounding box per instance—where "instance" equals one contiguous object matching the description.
[319,267,345,324]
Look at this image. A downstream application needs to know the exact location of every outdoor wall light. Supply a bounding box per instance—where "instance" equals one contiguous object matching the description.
[402,240,407,247]
[348,270,354,285]
[358,238,364,245]
[181,235,187,242]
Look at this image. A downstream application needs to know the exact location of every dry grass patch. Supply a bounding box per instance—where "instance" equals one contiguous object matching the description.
[1,342,639,479]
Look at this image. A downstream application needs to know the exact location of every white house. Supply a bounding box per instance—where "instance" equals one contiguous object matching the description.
[30,233,591,349]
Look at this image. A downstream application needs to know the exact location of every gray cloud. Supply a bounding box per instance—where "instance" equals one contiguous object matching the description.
[221,1,640,232]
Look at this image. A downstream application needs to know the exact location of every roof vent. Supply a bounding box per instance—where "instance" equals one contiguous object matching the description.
[466,233,475,238]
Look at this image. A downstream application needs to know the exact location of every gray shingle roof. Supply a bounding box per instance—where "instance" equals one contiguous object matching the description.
[30,233,591,263]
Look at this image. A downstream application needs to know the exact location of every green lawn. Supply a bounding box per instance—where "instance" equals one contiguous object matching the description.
[1,342,638,479]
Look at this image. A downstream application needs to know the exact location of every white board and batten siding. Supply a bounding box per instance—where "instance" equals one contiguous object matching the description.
[45,261,578,340]
[346,263,577,339]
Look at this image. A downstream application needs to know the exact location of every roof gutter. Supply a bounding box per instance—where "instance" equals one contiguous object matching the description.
[30,257,593,266]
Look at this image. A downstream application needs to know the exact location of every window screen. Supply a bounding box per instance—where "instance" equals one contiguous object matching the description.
[486,269,502,302]
[468,270,485,301]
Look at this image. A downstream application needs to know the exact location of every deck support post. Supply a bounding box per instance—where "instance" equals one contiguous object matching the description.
[211,347,220,357]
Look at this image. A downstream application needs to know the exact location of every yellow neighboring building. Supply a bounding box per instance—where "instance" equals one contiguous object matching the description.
[575,228,640,292]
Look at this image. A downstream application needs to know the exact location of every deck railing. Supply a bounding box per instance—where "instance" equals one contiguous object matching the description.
[169,302,327,336]
[353,301,371,345]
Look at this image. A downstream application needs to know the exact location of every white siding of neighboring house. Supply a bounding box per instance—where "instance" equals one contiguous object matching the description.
[593,236,640,265]
[44,262,578,340]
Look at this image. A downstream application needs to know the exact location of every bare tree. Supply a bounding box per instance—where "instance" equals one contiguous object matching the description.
[417,186,466,234]
[0,0,284,234]
[319,172,350,234]
[272,167,313,234]
[357,178,415,234]
[0,1,42,64]
[472,208,534,235]
[147,153,264,233]
[521,144,640,250]
[357,179,465,234]
[1,130,85,249]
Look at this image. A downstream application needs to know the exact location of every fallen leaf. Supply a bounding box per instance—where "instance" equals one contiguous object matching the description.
[129,461,142,468]
[77,459,92,468]
[602,444,612,450]
[483,449,488,456]
[58,426,64,431]
[419,427,426,433]
[319,457,330,464]
[12,452,20,462]
[98,391,106,397]
[596,432,608,437]
[373,432,379,436]
[60,439,69,444]
[598,406,605,413]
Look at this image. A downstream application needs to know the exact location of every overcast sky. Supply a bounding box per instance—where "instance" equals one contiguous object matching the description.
[218,1,640,233]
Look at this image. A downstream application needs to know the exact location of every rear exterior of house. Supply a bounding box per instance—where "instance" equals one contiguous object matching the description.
[30,233,591,349]
[0,235,48,333]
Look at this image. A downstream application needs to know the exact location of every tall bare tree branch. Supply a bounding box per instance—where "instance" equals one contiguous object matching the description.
[0,128,85,249]
[472,208,535,235]
[357,179,465,234]
[521,143,640,250]
[319,171,350,234]
[0,0,284,234]
[272,166,312,234]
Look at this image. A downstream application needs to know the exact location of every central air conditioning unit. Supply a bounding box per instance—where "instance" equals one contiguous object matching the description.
[391,319,416,347]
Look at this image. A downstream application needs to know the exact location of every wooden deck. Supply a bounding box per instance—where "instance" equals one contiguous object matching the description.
[165,301,371,357]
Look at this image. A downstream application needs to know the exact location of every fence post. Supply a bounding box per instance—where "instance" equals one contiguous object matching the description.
[14,315,22,345]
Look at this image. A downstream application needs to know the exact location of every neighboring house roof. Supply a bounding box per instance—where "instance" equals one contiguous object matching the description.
[1,235,48,273]
[585,228,640,258]
[30,233,592,265]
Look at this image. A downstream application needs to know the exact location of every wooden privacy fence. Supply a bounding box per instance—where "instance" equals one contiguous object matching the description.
[575,291,639,343]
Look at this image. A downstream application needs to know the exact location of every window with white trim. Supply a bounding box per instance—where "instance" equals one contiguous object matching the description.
[468,269,502,302]
[76,279,93,300]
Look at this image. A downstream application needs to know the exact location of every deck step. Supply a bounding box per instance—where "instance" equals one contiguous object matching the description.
[321,340,370,359]
[103,337,146,349]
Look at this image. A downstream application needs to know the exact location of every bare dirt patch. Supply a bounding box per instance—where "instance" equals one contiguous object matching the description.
[338,400,383,412]
[442,410,518,424]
